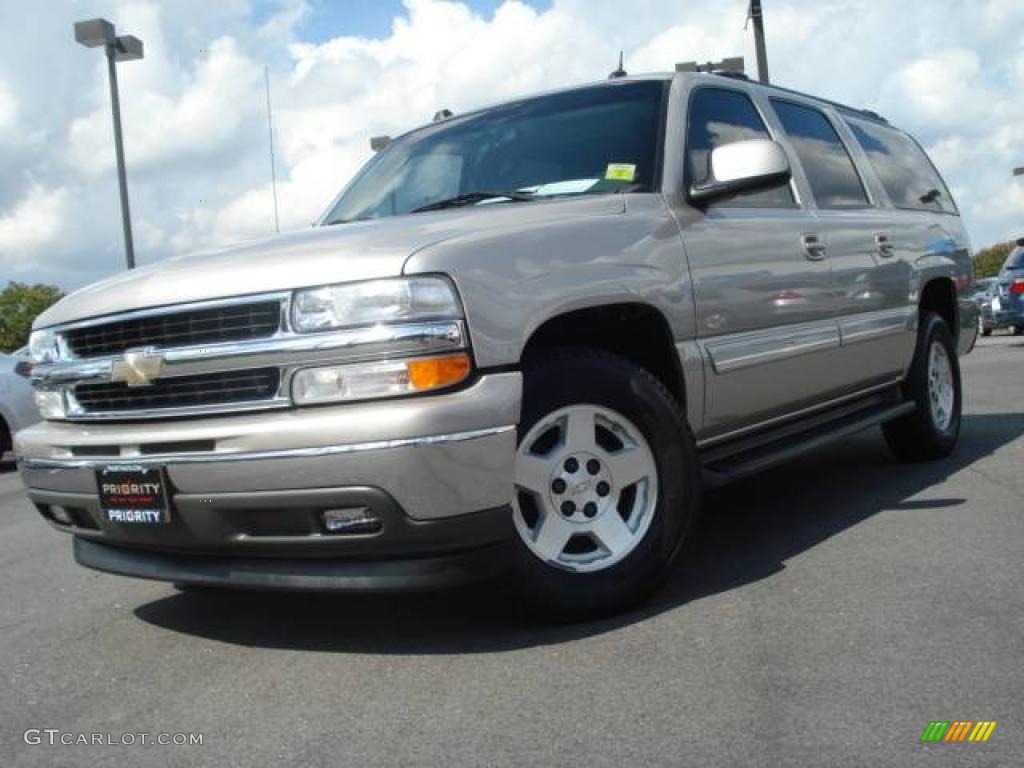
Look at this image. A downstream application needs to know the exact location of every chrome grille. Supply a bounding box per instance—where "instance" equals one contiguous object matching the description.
[64,301,282,358]
[74,369,281,413]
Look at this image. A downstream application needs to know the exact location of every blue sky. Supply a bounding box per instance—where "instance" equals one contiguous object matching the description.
[261,0,551,41]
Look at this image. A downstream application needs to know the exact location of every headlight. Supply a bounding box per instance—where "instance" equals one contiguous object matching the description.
[291,277,461,333]
[34,389,66,419]
[28,329,60,363]
[291,353,471,405]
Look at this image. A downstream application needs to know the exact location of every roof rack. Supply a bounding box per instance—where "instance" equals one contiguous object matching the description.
[745,79,890,124]
[677,57,746,77]
[714,71,750,81]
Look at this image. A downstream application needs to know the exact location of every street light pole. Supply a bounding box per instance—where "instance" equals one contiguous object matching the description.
[74,19,143,270]
[748,0,770,85]
[105,43,135,269]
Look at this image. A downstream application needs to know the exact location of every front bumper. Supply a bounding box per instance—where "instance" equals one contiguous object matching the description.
[16,373,521,589]
[72,510,514,593]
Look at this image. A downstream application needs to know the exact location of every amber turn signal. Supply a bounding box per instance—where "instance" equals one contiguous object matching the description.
[407,353,471,390]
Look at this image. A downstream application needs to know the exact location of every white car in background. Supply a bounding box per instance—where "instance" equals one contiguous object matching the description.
[0,349,40,456]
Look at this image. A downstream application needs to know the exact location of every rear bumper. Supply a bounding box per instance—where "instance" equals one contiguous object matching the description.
[983,307,1024,329]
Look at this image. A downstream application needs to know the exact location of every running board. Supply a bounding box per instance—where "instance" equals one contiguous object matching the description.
[699,391,916,487]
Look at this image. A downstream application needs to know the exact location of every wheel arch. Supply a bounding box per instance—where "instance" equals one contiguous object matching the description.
[519,302,686,412]
[0,412,10,454]
[919,277,958,339]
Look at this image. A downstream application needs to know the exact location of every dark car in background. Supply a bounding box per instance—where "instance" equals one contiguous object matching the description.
[980,240,1024,336]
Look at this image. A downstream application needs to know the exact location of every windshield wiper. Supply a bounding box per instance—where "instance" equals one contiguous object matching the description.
[411,191,536,213]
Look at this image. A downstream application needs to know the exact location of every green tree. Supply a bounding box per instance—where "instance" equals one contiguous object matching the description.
[973,241,1016,279]
[0,282,64,352]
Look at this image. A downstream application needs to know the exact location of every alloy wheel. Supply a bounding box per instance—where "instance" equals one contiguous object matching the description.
[512,404,658,573]
[927,340,955,432]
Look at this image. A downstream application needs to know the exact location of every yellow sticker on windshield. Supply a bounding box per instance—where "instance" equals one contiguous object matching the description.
[605,163,637,182]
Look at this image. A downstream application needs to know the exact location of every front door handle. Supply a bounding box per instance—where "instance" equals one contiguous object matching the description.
[802,233,827,261]
[875,233,896,258]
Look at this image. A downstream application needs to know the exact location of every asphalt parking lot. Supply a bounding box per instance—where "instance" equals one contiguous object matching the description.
[1,335,1020,768]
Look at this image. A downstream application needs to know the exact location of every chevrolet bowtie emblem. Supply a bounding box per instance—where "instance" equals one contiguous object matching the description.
[110,351,165,387]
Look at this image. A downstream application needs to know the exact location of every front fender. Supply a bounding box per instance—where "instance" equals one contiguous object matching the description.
[403,195,695,368]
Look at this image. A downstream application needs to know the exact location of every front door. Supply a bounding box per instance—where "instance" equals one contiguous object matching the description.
[673,85,840,439]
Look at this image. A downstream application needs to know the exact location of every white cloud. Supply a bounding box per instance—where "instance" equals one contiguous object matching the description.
[67,36,262,176]
[0,80,15,129]
[0,185,68,258]
[971,181,1024,223]
[881,50,983,126]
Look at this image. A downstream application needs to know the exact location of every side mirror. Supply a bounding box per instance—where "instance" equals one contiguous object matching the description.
[689,139,791,204]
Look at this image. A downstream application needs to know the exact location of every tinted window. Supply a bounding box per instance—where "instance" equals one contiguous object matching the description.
[846,119,957,214]
[771,100,869,209]
[686,88,794,208]
[324,82,666,223]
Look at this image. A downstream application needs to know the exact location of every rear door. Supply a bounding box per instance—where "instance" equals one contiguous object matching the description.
[767,98,916,387]
[844,116,973,351]
[672,84,840,438]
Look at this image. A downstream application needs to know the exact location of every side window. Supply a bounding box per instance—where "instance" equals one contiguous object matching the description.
[770,100,869,209]
[846,119,958,214]
[686,88,794,208]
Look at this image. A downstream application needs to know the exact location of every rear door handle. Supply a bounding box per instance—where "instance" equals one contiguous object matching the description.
[801,234,827,261]
[875,233,896,258]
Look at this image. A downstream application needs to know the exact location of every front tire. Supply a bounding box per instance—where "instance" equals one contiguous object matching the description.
[511,349,699,619]
[883,312,961,461]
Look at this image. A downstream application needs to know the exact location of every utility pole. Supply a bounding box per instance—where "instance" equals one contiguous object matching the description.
[264,65,280,235]
[74,18,143,269]
[748,0,770,84]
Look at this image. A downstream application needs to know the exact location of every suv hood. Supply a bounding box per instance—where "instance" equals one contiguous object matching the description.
[36,195,624,328]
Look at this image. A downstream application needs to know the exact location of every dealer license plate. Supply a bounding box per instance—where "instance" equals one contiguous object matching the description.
[96,465,171,524]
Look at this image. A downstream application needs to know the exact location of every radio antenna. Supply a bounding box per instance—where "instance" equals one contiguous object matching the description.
[264,64,280,234]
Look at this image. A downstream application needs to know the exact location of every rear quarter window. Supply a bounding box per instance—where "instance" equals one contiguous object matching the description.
[845,118,957,215]
[1004,248,1024,271]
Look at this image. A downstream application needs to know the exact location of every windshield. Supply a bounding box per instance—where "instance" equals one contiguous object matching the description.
[323,81,666,224]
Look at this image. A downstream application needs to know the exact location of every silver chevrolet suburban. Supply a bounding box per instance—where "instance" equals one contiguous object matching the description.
[18,72,976,617]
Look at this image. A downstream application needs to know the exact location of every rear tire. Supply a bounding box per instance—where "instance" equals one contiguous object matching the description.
[510,348,699,620]
[883,312,961,461]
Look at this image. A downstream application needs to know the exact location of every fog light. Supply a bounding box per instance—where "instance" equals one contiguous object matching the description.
[322,508,382,535]
[34,389,66,420]
[49,505,74,525]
